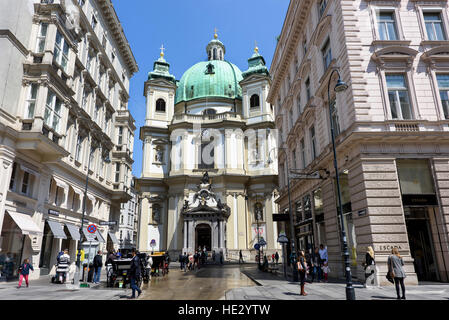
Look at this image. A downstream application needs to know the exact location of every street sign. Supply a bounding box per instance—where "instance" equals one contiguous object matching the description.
[258,238,267,246]
[254,243,260,250]
[99,221,117,226]
[87,224,97,234]
[277,232,289,244]
[150,239,156,247]
[289,171,322,180]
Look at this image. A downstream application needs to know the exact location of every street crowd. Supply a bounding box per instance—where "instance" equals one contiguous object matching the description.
[178,246,225,272]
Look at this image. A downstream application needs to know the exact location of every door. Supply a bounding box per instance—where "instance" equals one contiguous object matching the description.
[195,224,211,251]
[404,207,438,281]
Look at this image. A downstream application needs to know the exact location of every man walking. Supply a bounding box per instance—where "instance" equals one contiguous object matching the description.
[93,250,103,284]
[239,250,244,264]
[275,252,279,265]
[179,252,184,271]
[128,249,142,299]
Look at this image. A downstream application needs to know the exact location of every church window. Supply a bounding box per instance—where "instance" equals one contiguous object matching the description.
[213,48,217,60]
[208,50,211,60]
[156,98,166,112]
[203,109,217,116]
[219,50,222,60]
[250,94,260,109]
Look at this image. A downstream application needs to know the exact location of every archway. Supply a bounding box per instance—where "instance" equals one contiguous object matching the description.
[195,224,211,252]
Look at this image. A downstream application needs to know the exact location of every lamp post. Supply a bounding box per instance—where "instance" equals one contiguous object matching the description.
[73,130,108,287]
[267,147,298,282]
[327,69,356,300]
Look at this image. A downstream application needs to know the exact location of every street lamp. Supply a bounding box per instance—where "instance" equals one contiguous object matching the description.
[327,69,355,300]
[267,147,298,282]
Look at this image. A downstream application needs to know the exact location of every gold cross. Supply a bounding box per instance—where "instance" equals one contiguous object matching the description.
[160,44,165,57]
[254,40,259,53]
[214,27,218,39]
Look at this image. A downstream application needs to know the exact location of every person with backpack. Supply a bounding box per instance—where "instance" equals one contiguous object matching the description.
[17,258,33,288]
[93,250,103,284]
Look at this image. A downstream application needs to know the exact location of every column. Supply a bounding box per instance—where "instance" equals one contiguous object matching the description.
[183,220,187,250]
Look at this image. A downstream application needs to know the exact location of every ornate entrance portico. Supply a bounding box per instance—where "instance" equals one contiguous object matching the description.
[182,173,230,254]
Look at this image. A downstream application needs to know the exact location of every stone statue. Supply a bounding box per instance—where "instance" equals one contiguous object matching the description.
[217,198,224,210]
[153,205,160,223]
[201,172,210,184]
[155,148,163,162]
[183,200,189,210]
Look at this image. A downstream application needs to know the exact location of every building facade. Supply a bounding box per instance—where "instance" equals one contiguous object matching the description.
[117,177,138,254]
[136,33,281,261]
[269,0,449,285]
[0,0,137,280]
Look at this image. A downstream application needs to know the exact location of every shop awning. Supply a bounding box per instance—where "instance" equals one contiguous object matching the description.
[108,231,119,245]
[7,211,42,236]
[53,176,69,190]
[65,223,81,241]
[47,220,67,239]
[82,228,97,242]
[95,230,105,243]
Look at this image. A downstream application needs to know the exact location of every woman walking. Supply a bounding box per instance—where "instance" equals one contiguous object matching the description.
[297,251,307,296]
[364,246,376,286]
[17,258,33,288]
[388,247,406,300]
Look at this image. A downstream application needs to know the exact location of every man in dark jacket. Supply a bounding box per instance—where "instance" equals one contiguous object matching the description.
[93,250,103,284]
[129,249,142,299]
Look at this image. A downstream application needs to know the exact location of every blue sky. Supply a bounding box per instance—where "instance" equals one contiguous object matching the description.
[113,0,290,177]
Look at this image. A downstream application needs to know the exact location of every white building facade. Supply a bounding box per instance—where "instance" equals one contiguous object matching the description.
[136,34,281,261]
[0,0,137,280]
[269,0,449,285]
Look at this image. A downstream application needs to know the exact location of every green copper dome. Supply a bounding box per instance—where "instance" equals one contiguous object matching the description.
[175,60,243,104]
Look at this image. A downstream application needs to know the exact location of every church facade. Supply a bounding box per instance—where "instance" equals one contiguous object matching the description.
[136,33,281,261]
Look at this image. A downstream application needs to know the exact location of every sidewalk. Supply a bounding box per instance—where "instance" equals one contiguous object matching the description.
[225,264,449,300]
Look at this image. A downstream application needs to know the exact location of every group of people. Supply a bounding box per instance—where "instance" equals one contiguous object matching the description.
[179,247,209,272]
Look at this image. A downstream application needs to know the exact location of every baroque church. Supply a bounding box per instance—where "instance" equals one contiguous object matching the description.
[136,31,280,261]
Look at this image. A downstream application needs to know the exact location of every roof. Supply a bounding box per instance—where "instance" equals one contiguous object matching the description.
[175,60,243,104]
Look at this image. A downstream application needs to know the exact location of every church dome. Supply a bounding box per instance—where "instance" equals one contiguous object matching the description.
[175,60,243,104]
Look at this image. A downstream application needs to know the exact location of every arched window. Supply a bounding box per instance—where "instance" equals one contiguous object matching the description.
[155,98,166,112]
[213,48,217,60]
[254,202,263,221]
[219,50,222,60]
[202,108,217,115]
[250,94,260,109]
[208,50,211,60]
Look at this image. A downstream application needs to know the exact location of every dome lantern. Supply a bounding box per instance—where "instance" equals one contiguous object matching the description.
[206,28,226,61]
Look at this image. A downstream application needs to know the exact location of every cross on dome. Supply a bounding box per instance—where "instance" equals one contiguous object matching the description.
[160,44,165,57]
[214,27,218,39]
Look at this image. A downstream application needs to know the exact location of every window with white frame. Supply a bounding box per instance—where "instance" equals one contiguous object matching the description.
[118,126,123,145]
[377,11,398,40]
[75,134,84,162]
[305,78,311,102]
[21,172,30,195]
[54,30,69,72]
[423,12,446,41]
[36,23,48,53]
[24,84,38,119]
[115,163,120,183]
[310,126,317,160]
[300,138,306,169]
[330,99,341,136]
[44,90,62,132]
[322,38,332,71]
[437,74,449,119]
[319,0,327,19]
[386,74,413,120]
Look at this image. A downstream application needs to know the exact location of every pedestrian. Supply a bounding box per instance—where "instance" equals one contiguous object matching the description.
[388,247,406,300]
[193,251,199,270]
[322,261,330,282]
[183,253,188,272]
[17,258,33,288]
[219,250,224,264]
[363,246,376,286]
[263,255,269,272]
[128,249,142,299]
[179,252,185,270]
[239,250,244,264]
[116,250,122,259]
[271,253,275,266]
[311,248,320,283]
[188,252,194,270]
[93,250,103,284]
[57,249,70,284]
[212,250,216,264]
[56,250,63,263]
[275,252,279,265]
[318,244,328,282]
[297,251,307,296]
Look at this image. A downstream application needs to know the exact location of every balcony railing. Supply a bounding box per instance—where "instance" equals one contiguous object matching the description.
[171,112,242,124]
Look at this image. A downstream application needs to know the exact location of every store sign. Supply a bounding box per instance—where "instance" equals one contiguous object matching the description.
[402,194,437,206]
[48,209,59,216]
[99,221,117,226]
[376,244,405,252]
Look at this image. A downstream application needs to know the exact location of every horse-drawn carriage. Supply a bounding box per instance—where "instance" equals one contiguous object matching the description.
[106,253,151,288]
[149,251,169,277]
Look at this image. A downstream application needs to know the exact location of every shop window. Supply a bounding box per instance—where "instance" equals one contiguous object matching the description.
[397,159,435,195]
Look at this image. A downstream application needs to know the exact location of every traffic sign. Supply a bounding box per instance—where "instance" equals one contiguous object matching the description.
[87,224,97,234]
[254,243,260,250]
[277,232,289,244]
[150,239,156,247]
[258,239,267,246]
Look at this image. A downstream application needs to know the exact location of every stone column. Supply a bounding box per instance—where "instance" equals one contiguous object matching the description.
[183,220,187,250]
[0,146,15,244]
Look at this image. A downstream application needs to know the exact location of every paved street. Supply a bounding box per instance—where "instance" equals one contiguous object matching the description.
[226,264,449,300]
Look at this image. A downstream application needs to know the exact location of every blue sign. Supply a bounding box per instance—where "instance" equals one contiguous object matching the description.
[254,243,260,250]
[258,239,267,246]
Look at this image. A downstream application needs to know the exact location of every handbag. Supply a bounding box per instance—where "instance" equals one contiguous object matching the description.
[297,261,304,272]
[386,256,395,284]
